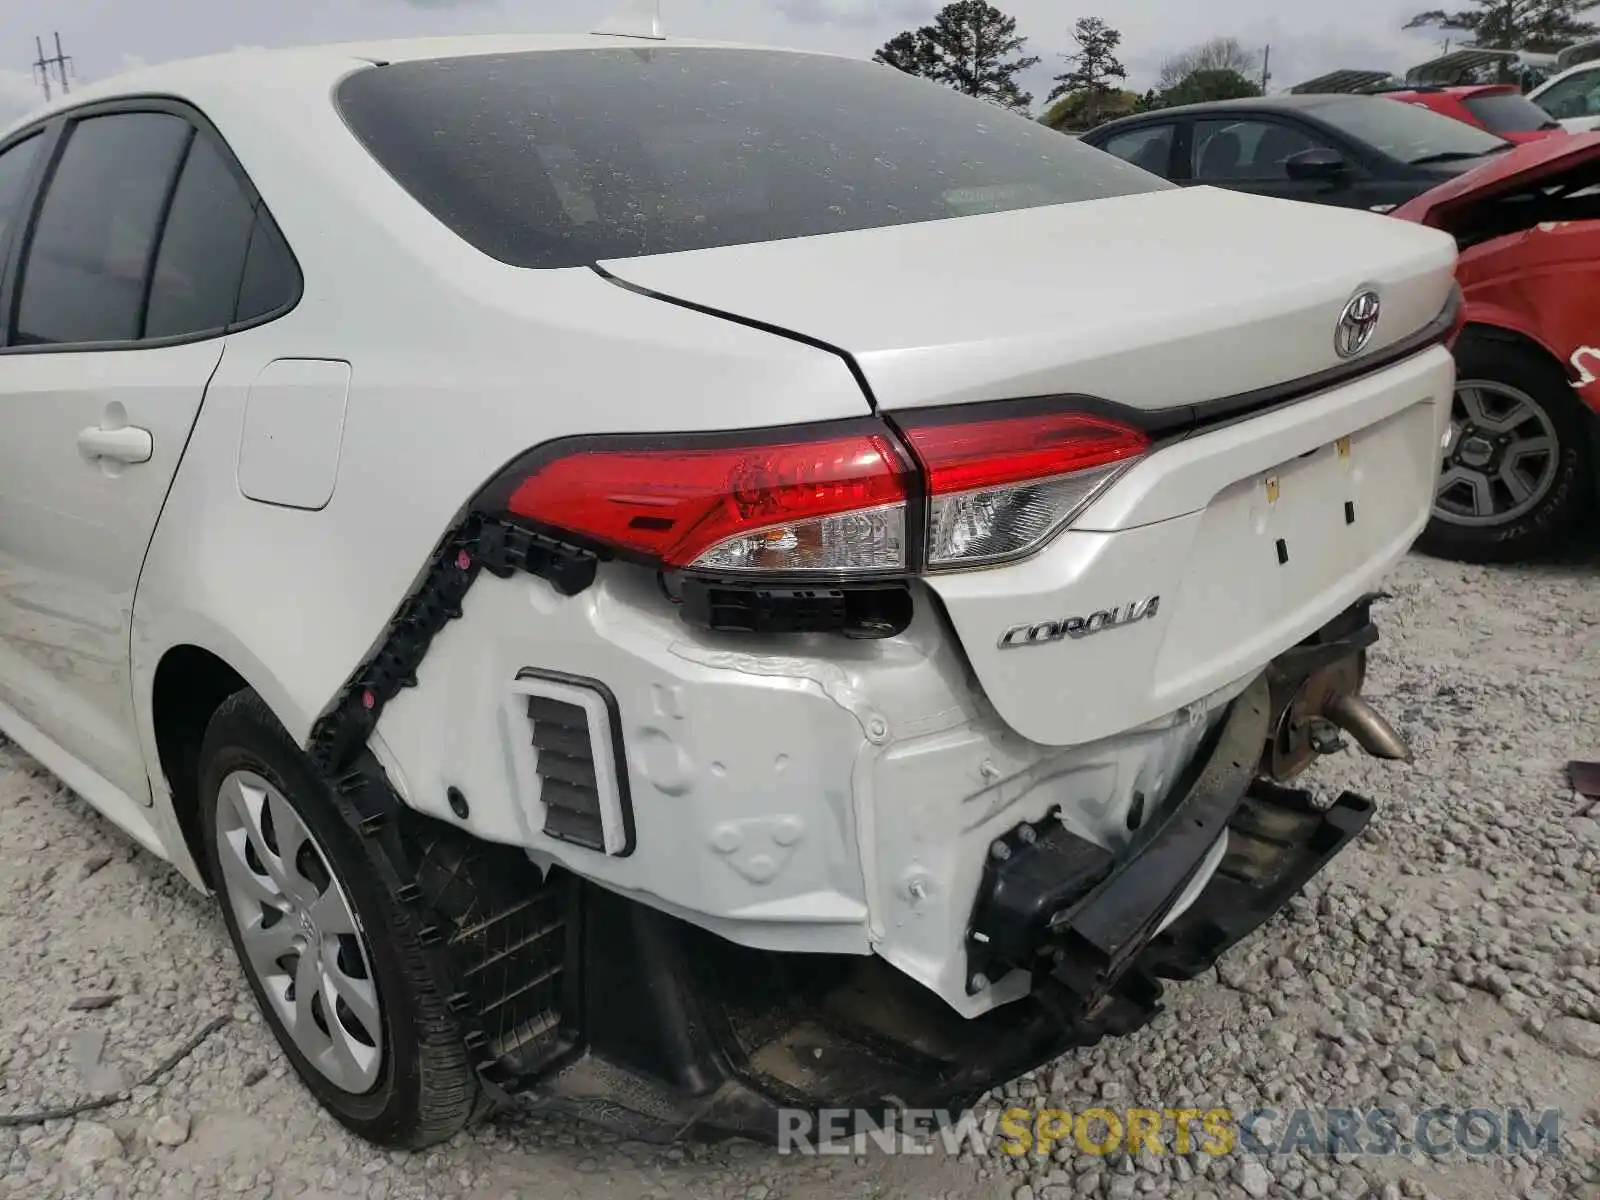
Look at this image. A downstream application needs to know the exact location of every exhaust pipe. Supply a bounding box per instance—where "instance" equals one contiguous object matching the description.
[1325,693,1412,763]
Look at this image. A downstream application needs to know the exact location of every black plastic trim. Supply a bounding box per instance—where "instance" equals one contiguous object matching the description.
[676,576,914,638]
[886,388,1195,443]
[308,514,600,775]
[965,673,1270,1009]
[0,92,305,356]
[516,667,637,858]
[330,752,578,1095]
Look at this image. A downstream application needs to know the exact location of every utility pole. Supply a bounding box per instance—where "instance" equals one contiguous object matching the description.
[1260,44,1271,93]
[30,32,73,101]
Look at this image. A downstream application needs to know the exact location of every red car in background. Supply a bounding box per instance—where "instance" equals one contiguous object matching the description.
[1394,133,1600,560]
[1383,84,1568,144]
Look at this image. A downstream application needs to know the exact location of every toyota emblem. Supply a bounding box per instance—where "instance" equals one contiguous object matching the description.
[1335,290,1381,359]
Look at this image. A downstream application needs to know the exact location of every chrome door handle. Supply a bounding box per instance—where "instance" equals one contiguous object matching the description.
[77,425,153,464]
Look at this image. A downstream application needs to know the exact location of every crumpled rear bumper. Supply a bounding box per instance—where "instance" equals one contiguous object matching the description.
[524,670,1376,1144]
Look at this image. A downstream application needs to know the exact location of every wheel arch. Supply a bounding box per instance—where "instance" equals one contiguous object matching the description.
[137,627,322,889]
[1458,316,1574,381]
[149,645,250,887]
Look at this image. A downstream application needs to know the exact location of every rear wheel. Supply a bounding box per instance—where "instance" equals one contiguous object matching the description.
[199,690,480,1148]
[1419,332,1597,563]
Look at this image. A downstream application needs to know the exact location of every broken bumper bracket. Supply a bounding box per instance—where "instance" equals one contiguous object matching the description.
[1137,783,1373,983]
[966,672,1375,1022]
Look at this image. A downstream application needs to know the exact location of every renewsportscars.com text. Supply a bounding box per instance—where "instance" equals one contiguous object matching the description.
[776,1105,1564,1160]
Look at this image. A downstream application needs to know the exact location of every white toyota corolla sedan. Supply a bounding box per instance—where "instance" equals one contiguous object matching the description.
[0,32,1458,1148]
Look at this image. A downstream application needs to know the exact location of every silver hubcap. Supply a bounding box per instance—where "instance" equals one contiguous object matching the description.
[215,770,383,1093]
[1435,380,1559,527]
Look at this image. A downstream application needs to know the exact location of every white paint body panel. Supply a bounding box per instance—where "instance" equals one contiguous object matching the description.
[600,188,1458,412]
[0,341,222,802]
[0,36,1458,1020]
[237,358,352,510]
[935,351,1455,746]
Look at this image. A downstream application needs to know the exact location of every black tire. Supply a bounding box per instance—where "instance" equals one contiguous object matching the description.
[198,689,480,1148]
[1418,331,1598,563]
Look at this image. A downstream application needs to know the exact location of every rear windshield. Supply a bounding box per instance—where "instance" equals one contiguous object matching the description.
[1306,95,1511,163]
[1462,91,1561,133]
[335,48,1168,269]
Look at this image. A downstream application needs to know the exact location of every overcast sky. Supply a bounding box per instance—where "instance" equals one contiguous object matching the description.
[1,0,1453,122]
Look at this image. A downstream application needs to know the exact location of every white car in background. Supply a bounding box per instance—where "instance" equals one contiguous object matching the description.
[1529,58,1600,130]
[0,33,1458,1148]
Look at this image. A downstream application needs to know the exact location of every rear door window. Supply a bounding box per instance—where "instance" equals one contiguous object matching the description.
[335,48,1170,269]
[144,133,259,340]
[13,112,192,346]
[1097,125,1178,177]
[234,209,300,323]
[0,134,44,263]
[1192,119,1324,182]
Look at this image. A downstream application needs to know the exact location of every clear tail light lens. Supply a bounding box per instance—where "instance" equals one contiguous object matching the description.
[494,424,913,573]
[897,411,1149,568]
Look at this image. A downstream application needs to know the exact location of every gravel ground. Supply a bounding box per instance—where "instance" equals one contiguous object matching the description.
[2,550,1597,1200]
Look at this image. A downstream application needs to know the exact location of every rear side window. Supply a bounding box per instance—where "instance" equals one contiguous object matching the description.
[1462,91,1561,133]
[14,113,193,345]
[144,133,259,339]
[1098,126,1176,177]
[0,134,43,260]
[336,49,1169,269]
[234,209,299,323]
[1535,69,1600,120]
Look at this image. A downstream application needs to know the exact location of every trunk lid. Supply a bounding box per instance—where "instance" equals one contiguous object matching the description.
[605,189,1460,747]
[600,186,1458,414]
[1393,130,1600,232]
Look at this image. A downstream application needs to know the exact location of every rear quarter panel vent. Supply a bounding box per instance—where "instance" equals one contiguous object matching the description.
[506,671,634,856]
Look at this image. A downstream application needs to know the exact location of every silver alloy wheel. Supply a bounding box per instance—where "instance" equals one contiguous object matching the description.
[1434,379,1560,527]
[215,769,384,1093]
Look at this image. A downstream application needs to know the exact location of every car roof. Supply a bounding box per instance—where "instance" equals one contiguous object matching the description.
[1087,91,1378,137]
[0,33,825,140]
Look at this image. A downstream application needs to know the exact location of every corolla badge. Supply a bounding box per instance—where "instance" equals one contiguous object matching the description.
[1335,289,1382,359]
[999,596,1161,649]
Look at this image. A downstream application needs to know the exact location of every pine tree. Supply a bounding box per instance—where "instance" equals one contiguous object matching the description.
[1405,0,1600,53]
[1048,17,1128,129]
[873,1,1042,112]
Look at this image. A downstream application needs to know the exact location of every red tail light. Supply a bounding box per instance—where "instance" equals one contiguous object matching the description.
[896,410,1149,568]
[495,424,913,573]
[485,409,1149,576]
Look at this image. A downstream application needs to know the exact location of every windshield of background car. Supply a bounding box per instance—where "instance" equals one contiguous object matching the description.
[1306,95,1512,162]
[335,48,1171,269]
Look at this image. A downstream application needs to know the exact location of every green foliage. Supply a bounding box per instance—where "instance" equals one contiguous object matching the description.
[1161,68,1265,107]
[1157,37,1263,92]
[1404,0,1600,53]
[1047,16,1128,128]
[873,1,1041,112]
[1040,88,1141,130]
